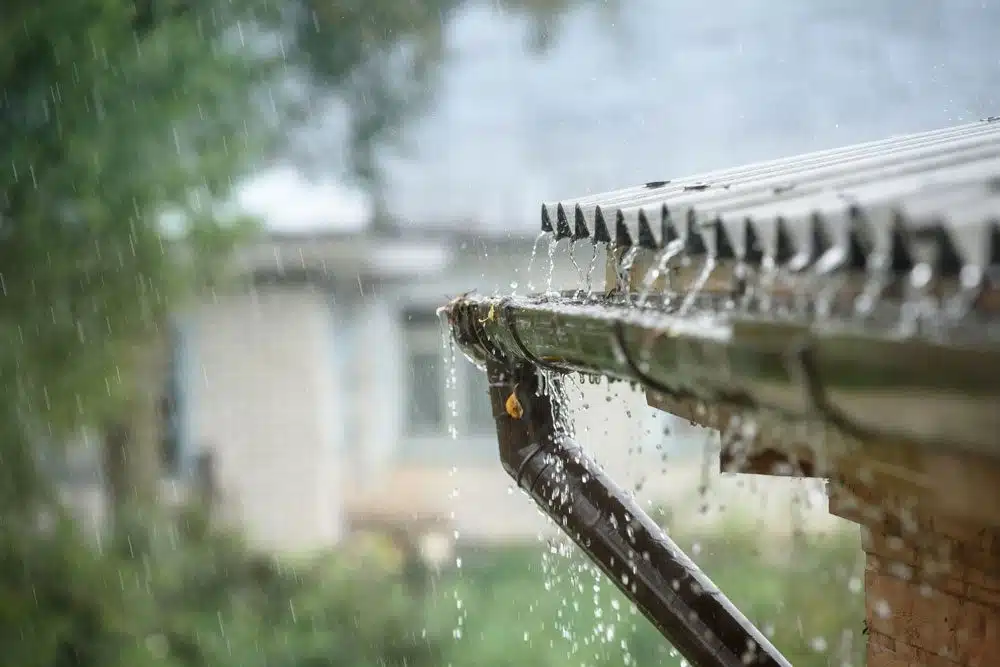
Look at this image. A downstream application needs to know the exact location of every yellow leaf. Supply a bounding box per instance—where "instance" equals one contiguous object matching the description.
[478,304,496,324]
[505,390,523,419]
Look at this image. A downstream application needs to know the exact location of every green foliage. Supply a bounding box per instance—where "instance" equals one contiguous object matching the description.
[0,506,446,667]
[434,530,866,667]
[0,497,863,667]
[1,0,279,447]
[0,516,130,667]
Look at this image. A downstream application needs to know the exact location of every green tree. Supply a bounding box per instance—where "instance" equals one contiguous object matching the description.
[0,1,612,665]
[1,0,273,515]
[1,0,612,522]
[0,503,449,667]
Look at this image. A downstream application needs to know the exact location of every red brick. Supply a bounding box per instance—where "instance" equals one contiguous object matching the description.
[833,463,1000,666]
[868,629,897,653]
[861,521,999,666]
[955,600,1000,667]
[964,579,1000,609]
[965,566,1000,592]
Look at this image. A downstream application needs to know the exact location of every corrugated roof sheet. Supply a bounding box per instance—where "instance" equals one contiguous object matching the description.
[542,118,1000,276]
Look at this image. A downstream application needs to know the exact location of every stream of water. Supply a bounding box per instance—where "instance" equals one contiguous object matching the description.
[439,228,893,666]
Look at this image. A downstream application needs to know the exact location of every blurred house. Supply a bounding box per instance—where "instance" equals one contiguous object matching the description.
[57,226,836,555]
[54,0,1000,555]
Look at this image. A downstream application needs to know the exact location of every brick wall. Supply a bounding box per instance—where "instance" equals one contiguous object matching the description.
[831,480,1000,666]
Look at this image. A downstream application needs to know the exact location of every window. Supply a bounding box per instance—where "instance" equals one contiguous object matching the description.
[406,350,446,435]
[463,361,494,433]
[403,310,495,441]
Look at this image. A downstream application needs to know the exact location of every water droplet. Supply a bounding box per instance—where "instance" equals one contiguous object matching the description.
[874,598,892,618]
[524,231,547,292]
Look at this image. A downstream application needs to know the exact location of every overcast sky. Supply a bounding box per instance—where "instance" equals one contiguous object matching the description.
[240,0,1000,233]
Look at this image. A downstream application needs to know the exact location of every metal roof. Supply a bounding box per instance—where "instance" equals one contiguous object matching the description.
[542,118,1000,277]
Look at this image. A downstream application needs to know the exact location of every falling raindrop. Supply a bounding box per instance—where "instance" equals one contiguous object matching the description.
[637,240,684,305]
[677,256,716,316]
[810,636,829,652]
[615,246,641,300]
[569,240,588,296]
[545,235,561,295]
[874,598,892,619]
[584,243,600,298]
[524,230,547,292]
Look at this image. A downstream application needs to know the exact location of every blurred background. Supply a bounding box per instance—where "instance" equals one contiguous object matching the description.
[2,1,998,666]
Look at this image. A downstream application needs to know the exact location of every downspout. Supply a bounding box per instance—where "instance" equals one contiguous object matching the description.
[483,360,791,667]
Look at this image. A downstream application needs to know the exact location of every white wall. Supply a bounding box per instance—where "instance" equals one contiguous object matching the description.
[187,285,343,552]
[348,296,404,492]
